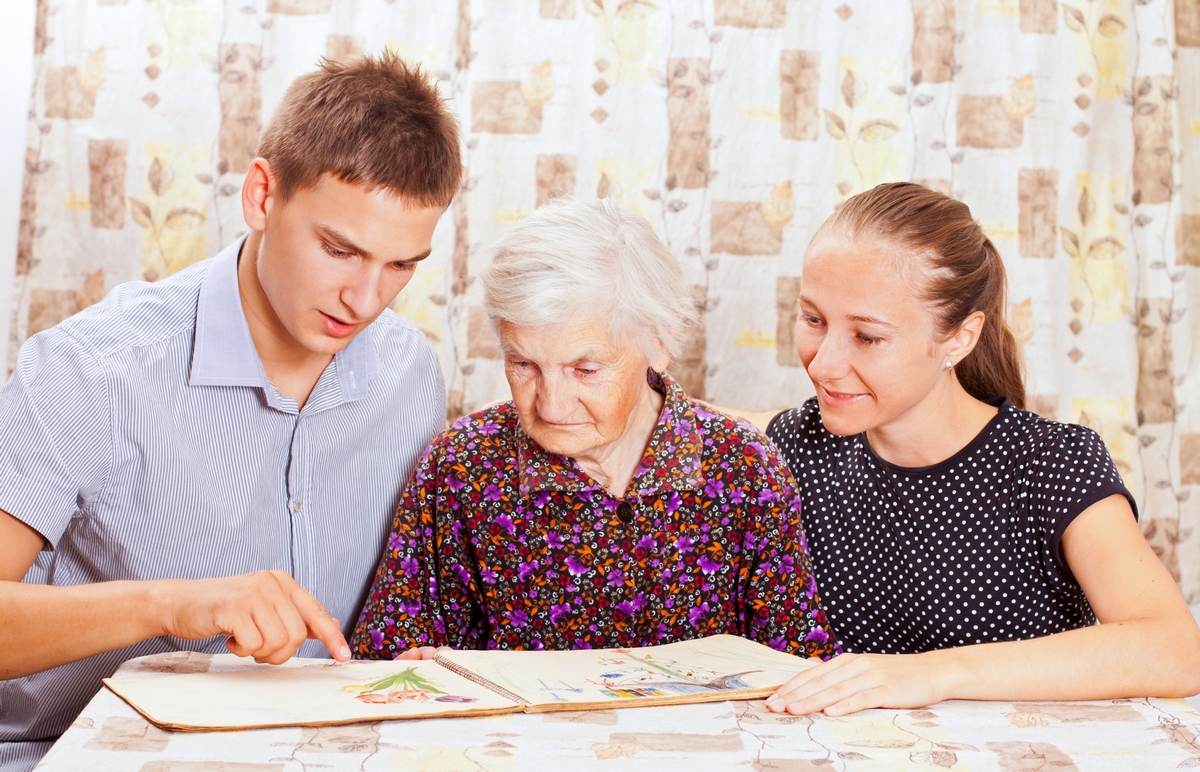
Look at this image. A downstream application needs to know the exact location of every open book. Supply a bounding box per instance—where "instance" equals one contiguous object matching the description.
[104,634,818,731]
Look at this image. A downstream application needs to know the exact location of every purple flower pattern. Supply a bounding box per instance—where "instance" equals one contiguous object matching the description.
[351,371,839,660]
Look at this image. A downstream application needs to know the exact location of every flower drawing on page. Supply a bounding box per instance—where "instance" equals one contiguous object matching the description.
[340,667,478,705]
[355,689,435,704]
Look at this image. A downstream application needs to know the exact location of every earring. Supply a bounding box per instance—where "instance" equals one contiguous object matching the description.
[945,358,954,371]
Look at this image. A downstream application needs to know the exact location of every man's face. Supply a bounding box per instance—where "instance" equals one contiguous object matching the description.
[253,174,444,357]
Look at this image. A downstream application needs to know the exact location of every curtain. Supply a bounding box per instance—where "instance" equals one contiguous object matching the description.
[9,0,1200,598]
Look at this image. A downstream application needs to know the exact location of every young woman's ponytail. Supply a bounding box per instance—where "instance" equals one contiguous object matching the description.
[953,240,1025,409]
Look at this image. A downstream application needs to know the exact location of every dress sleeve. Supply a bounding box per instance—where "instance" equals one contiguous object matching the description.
[351,437,487,658]
[1031,422,1137,577]
[737,436,841,660]
[0,328,114,547]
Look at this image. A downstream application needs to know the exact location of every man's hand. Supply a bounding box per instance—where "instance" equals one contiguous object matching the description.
[765,652,953,716]
[155,570,351,664]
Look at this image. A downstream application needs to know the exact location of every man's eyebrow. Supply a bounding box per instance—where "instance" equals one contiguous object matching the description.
[316,225,432,264]
[403,249,433,264]
[315,224,371,259]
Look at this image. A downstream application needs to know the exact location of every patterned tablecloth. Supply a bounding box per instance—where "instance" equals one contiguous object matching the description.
[34,651,1200,771]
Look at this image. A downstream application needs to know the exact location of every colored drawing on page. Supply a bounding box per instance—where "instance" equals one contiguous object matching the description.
[586,649,760,699]
[340,667,478,705]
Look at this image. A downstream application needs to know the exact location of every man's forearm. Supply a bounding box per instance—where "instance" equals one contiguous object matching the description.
[2,569,352,679]
[0,579,167,679]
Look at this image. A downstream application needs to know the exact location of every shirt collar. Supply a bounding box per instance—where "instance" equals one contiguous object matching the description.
[516,369,705,499]
[188,235,381,405]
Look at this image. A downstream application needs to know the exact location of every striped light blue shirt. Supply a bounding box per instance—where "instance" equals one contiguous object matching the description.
[0,236,445,770]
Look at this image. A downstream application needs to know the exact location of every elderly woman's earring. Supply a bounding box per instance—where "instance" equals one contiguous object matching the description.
[945,358,954,371]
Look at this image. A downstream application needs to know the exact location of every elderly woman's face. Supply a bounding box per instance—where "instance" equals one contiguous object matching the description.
[498,318,660,463]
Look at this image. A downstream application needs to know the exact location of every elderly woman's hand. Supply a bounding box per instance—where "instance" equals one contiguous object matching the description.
[397,646,448,660]
[765,651,958,716]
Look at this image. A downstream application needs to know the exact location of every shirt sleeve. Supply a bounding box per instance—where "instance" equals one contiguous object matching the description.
[737,435,841,660]
[1031,421,1138,577]
[351,438,487,658]
[0,328,113,547]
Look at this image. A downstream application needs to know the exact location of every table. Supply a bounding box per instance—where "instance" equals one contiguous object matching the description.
[35,651,1200,771]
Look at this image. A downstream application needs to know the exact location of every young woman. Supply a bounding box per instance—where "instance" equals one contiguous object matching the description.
[752,182,1200,716]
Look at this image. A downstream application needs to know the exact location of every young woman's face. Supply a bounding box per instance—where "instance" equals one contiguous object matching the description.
[795,235,954,437]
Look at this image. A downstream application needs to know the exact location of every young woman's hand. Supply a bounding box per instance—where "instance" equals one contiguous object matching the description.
[765,651,960,716]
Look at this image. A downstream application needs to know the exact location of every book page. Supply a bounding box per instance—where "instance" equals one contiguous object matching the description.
[104,656,521,731]
[436,634,818,711]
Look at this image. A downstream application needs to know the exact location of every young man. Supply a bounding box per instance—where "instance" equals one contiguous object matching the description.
[0,52,460,771]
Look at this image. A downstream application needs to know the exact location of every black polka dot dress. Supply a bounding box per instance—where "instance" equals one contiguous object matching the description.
[766,397,1137,655]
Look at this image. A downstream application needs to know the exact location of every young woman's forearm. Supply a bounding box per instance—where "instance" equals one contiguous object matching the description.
[770,497,1200,716]
[768,611,1200,716]
[935,614,1200,702]
[939,493,1200,702]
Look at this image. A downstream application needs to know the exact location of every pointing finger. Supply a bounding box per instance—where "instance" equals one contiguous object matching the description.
[289,585,350,661]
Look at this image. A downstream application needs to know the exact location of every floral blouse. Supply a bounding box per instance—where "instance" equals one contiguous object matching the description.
[351,370,839,660]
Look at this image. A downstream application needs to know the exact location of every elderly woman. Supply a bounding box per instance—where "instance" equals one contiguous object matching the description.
[351,199,838,659]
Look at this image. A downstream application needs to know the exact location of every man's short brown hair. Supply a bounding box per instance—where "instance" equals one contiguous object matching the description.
[257,51,462,208]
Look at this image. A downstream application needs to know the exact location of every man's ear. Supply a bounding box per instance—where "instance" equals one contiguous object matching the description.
[947,310,986,365]
[241,158,275,232]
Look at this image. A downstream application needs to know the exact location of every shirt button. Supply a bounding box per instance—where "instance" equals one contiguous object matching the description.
[617,503,634,524]
[290,499,302,512]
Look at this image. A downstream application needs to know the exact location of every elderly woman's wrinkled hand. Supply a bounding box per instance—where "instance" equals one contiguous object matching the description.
[765,651,955,716]
[397,646,446,660]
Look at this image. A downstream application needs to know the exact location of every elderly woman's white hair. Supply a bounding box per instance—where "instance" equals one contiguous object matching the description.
[481,198,698,361]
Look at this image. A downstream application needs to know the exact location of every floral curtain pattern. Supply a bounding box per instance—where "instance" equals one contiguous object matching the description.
[9,0,1200,598]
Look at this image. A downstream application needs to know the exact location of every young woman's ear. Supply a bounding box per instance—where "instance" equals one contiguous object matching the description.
[947,310,986,366]
[240,158,276,232]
